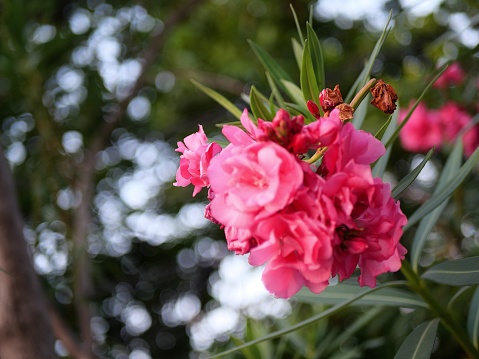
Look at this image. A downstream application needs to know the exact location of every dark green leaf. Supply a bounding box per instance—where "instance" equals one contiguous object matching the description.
[405,144,479,230]
[351,93,369,130]
[300,42,319,104]
[250,86,273,121]
[392,148,434,199]
[306,23,325,92]
[422,257,479,285]
[249,40,294,99]
[292,37,303,69]
[394,319,439,359]
[468,287,479,349]
[372,105,398,178]
[209,281,408,358]
[375,115,393,140]
[295,281,426,308]
[191,79,243,120]
[410,140,463,271]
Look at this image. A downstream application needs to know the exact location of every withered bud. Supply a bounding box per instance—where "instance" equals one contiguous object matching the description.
[370,79,398,114]
[319,84,343,113]
[336,103,354,121]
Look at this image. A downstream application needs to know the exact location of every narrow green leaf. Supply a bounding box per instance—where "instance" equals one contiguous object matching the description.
[249,40,294,98]
[266,71,286,109]
[468,287,479,349]
[345,11,393,103]
[285,102,316,123]
[292,37,303,70]
[250,86,273,121]
[281,80,307,107]
[295,281,426,308]
[351,93,369,130]
[209,281,408,358]
[410,139,463,271]
[300,42,319,104]
[290,4,304,46]
[404,144,479,231]
[394,319,439,359]
[306,23,325,92]
[375,115,393,140]
[384,64,449,149]
[372,106,398,178]
[191,80,242,120]
[392,148,434,199]
[422,257,479,286]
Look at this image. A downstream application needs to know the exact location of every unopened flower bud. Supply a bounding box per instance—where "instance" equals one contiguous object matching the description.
[336,103,354,121]
[319,84,343,113]
[307,100,321,119]
[370,79,398,114]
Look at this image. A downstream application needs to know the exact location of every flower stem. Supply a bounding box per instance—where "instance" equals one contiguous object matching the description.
[401,260,479,359]
[305,147,327,164]
[350,78,377,110]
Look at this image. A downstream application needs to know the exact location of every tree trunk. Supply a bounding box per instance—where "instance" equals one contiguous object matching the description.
[0,147,58,358]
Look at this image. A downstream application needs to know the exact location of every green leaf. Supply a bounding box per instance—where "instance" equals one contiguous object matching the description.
[351,93,369,130]
[394,319,439,359]
[250,86,273,121]
[281,80,307,107]
[422,257,479,286]
[384,64,449,149]
[266,71,286,109]
[392,148,434,199]
[375,115,393,140]
[468,287,479,349]
[191,79,243,120]
[345,11,393,103]
[306,23,325,92]
[300,42,319,104]
[372,105,398,178]
[249,40,294,98]
[290,4,304,46]
[295,281,427,308]
[404,144,479,231]
[410,139,463,271]
[292,37,303,70]
[209,281,408,358]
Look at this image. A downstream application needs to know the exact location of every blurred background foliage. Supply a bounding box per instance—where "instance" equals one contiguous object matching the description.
[1,0,479,358]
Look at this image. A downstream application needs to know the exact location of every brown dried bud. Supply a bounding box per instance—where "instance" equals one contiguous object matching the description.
[336,103,354,121]
[370,79,398,114]
[319,84,343,112]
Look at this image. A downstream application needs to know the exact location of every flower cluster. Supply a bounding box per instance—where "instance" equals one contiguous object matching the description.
[175,103,407,298]
[399,63,479,156]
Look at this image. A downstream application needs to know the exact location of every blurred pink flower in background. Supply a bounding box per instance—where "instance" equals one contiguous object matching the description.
[398,102,442,153]
[433,62,465,89]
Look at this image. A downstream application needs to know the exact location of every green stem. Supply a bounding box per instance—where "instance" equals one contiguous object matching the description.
[401,260,479,359]
[349,78,377,110]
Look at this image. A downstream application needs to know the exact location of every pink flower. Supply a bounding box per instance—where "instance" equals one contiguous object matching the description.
[320,118,385,176]
[398,102,442,153]
[463,126,479,157]
[326,174,407,287]
[237,108,341,155]
[248,211,333,298]
[174,125,222,196]
[438,102,474,145]
[207,141,303,228]
[434,63,465,89]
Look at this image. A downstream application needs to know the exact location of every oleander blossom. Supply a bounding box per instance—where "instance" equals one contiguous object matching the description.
[398,101,479,156]
[174,125,222,196]
[175,108,408,298]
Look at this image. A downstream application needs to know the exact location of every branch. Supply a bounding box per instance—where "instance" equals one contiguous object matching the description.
[50,306,91,359]
[71,0,207,355]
